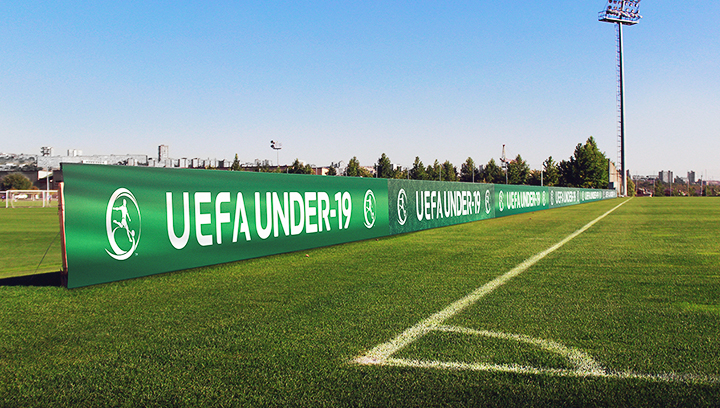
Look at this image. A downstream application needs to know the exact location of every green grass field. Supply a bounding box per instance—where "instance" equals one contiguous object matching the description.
[1,198,719,406]
[0,207,62,278]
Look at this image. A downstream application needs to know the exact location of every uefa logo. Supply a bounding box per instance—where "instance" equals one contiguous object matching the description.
[397,189,408,225]
[363,189,376,229]
[105,188,141,260]
[498,190,505,212]
[485,190,491,214]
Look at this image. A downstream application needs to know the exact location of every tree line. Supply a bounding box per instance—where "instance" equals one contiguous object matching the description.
[328,136,612,189]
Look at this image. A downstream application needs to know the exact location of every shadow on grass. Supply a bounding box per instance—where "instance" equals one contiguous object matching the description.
[0,271,65,287]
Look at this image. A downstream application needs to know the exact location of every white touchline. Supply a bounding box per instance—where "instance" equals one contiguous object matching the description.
[354,199,630,366]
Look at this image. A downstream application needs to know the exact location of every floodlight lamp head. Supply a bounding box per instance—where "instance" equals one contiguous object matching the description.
[599,0,641,25]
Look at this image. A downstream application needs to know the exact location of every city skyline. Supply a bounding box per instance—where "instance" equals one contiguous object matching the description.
[2,144,710,183]
[2,1,719,179]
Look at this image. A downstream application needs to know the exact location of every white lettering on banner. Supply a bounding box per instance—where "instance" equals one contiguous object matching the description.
[505,191,543,211]
[166,190,356,248]
[273,192,290,237]
[415,190,486,222]
[167,192,190,249]
[233,193,250,242]
[554,191,578,205]
[255,192,272,239]
[215,192,231,244]
[431,191,437,220]
[318,192,331,232]
[289,192,304,236]
[305,192,318,234]
[334,191,352,230]
[195,192,213,246]
[423,191,431,221]
[584,191,602,200]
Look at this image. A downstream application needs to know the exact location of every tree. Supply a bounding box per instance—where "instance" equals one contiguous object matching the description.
[459,157,479,182]
[344,157,372,177]
[543,156,559,186]
[375,153,395,178]
[426,160,441,181]
[527,170,543,186]
[627,178,636,197]
[442,160,458,182]
[326,166,337,176]
[409,157,428,180]
[288,158,312,174]
[559,137,608,188]
[230,154,241,171]
[653,180,665,197]
[345,157,361,177]
[557,159,576,187]
[507,154,530,185]
[483,158,505,184]
[1,173,32,190]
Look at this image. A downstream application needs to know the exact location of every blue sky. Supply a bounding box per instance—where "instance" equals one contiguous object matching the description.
[2,1,719,179]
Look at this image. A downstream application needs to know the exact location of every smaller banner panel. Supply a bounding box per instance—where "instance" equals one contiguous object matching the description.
[388,180,494,235]
[494,184,549,217]
[63,164,389,288]
[549,187,618,208]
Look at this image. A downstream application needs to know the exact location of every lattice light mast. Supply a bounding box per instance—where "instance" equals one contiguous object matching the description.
[599,0,641,196]
[270,140,282,167]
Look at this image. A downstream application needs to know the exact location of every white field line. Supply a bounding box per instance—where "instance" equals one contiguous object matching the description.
[434,326,605,375]
[386,326,720,384]
[354,197,720,384]
[355,199,630,366]
[379,357,720,384]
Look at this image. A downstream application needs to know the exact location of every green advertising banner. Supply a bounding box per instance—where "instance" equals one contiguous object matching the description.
[548,187,618,208]
[388,180,494,235]
[494,184,549,217]
[61,163,618,288]
[62,164,389,288]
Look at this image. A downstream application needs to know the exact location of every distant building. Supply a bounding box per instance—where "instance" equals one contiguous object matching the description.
[688,171,696,184]
[159,145,169,161]
[658,170,673,184]
[38,152,149,169]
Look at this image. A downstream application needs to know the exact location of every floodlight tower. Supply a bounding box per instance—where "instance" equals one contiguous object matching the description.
[599,0,641,196]
[270,140,282,167]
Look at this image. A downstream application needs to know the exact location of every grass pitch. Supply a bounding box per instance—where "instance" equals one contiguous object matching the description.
[0,207,62,278]
[1,198,719,406]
